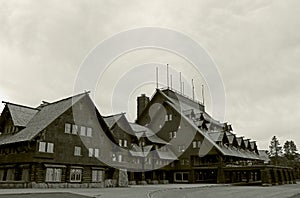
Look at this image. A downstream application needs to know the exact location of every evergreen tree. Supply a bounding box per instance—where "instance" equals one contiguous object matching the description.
[283,140,298,160]
[269,136,282,165]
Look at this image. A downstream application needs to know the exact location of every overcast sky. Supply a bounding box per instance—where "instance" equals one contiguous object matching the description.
[0,0,300,150]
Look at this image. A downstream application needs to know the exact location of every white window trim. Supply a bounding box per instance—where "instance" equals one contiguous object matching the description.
[74,146,81,156]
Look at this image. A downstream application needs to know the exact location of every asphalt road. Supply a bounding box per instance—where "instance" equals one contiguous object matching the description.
[0,192,90,198]
[0,183,299,198]
[151,185,300,198]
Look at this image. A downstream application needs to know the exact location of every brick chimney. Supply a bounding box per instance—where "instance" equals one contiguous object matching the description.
[137,94,149,119]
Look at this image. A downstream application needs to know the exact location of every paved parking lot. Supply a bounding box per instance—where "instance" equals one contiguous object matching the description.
[0,183,298,198]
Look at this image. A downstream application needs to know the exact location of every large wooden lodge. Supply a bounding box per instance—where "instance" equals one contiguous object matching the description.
[0,88,297,188]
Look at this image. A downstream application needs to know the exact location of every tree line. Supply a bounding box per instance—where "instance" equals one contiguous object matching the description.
[268,136,299,167]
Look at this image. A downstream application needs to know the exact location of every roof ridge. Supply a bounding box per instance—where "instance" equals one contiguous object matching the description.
[161,88,204,106]
[103,112,126,118]
[44,91,90,106]
[2,101,37,110]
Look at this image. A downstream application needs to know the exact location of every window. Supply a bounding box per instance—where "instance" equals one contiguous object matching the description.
[6,168,15,181]
[119,139,122,147]
[124,140,127,147]
[181,159,189,166]
[47,143,54,153]
[70,168,82,182]
[112,154,117,161]
[39,142,54,153]
[87,127,92,137]
[72,125,78,135]
[80,126,86,136]
[92,169,103,182]
[198,141,202,148]
[165,115,168,121]
[169,131,177,139]
[46,168,61,182]
[65,123,71,133]
[94,149,99,157]
[178,145,185,152]
[89,148,93,157]
[192,141,197,148]
[74,146,81,156]
[88,148,99,157]
[39,142,46,152]
[118,154,122,162]
[165,114,173,121]
[174,172,189,182]
[173,131,177,138]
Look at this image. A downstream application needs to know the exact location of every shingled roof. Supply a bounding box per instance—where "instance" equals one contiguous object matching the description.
[4,103,38,127]
[103,113,124,129]
[155,89,261,160]
[0,92,88,145]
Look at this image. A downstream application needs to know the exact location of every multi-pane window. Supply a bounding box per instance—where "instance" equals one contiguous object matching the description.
[119,140,128,147]
[112,154,117,161]
[178,145,186,152]
[72,125,78,135]
[165,114,173,121]
[45,168,61,182]
[169,131,177,139]
[65,123,71,133]
[192,141,197,148]
[70,168,82,182]
[88,148,94,157]
[39,142,54,153]
[39,142,46,152]
[192,140,202,148]
[88,148,99,157]
[80,126,86,136]
[198,141,202,148]
[94,149,99,157]
[92,169,103,182]
[118,154,123,162]
[74,146,81,156]
[65,123,92,137]
[47,143,54,153]
[87,127,92,137]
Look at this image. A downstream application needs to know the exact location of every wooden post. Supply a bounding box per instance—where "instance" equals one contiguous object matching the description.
[261,169,272,186]
[217,156,225,184]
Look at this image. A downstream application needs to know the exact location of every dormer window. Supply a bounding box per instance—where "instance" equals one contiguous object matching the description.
[65,123,71,133]
[72,125,78,135]
[169,131,177,139]
[165,114,173,121]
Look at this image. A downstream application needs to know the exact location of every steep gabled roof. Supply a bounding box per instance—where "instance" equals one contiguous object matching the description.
[129,144,152,157]
[0,92,88,145]
[208,132,224,142]
[156,149,177,160]
[130,123,168,144]
[156,89,260,160]
[3,103,38,127]
[103,113,124,129]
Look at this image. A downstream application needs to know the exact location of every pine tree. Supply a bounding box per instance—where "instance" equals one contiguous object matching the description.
[283,140,298,160]
[269,136,282,165]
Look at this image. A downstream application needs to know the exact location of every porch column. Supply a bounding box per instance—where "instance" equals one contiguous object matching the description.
[217,156,225,184]
[278,169,284,185]
[261,169,272,186]
[272,169,279,185]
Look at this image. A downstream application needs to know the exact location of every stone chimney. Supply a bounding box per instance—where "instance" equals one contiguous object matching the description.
[137,94,149,119]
